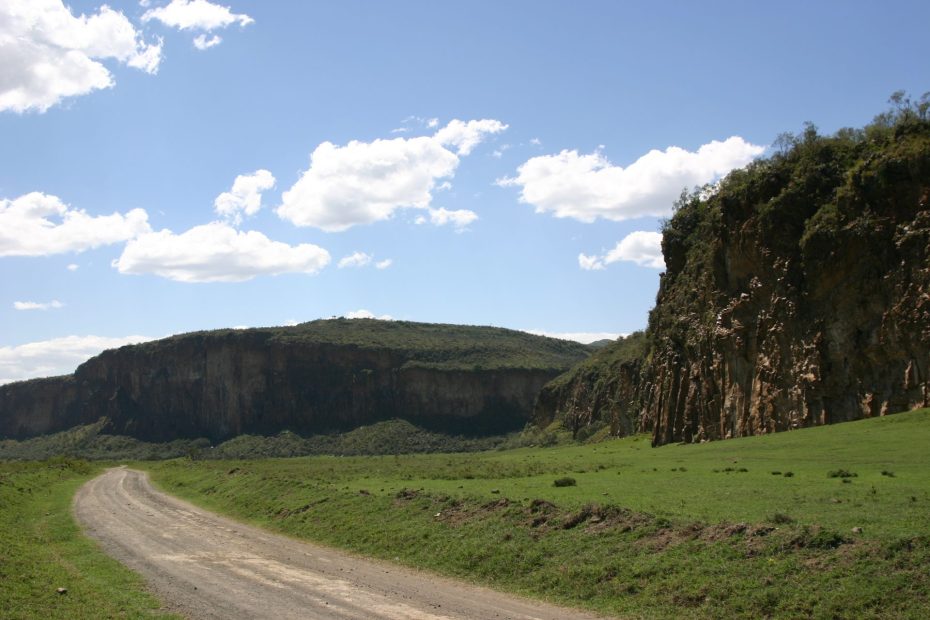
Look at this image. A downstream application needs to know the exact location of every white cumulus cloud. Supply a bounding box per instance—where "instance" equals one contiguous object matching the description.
[499,137,764,223]
[433,119,508,155]
[337,251,372,269]
[375,259,393,270]
[112,221,330,283]
[277,119,506,232]
[0,192,151,257]
[214,169,275,225]
[66,263,79,271]
[142,0,253,30]
[414,207,478,229]
[581,231,665,271]
[344,309,393,320]
[0,334,153,385]
[13,300,64,311]
[0,0,162,113]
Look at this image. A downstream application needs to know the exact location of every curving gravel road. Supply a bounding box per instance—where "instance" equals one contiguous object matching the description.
[73,468,605,620]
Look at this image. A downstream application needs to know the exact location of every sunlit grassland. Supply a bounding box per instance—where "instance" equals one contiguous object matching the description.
[144,408,930,619]
[0,460,179,620]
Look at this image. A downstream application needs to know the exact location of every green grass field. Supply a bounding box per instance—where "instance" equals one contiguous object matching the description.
[4,411,928,618]
[0,459,180,620]
[142,408,930,619]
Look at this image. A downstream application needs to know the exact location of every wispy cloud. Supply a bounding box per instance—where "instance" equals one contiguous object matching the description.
[337,251,372,269]
[344,309,393,320]
[522,329,625,344]
[13,300,64,311]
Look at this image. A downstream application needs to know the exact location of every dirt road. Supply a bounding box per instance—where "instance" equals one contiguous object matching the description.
[73,468,605,619]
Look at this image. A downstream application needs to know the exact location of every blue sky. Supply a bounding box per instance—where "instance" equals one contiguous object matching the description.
[1,0,928,383]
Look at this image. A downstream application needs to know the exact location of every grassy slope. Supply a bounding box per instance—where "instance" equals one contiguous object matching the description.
[542,331,645,394]
[0,460,179,620]
[145,409,930,619]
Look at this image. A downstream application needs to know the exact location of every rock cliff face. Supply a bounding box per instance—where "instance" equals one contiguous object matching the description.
[534,333,646,437]
[0,320,590,441]
[537,106,930,446]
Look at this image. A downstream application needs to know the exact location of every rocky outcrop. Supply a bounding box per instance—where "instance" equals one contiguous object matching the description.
[538,108,930,446]
[533,333,645,437]
[0,320,590,441]
[642,118,930,445]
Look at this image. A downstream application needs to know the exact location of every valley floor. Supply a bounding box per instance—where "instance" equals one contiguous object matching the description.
[3,409,930,619]
[143,409,930,619]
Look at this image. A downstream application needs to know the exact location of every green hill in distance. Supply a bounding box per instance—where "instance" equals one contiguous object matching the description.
[144,317,594,372]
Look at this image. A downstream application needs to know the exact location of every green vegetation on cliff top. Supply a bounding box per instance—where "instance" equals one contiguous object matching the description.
[652,92,930,346]
[101,318,593,372]
[544,331,646,393]
[144,408,930,619]
[535,93,930,441]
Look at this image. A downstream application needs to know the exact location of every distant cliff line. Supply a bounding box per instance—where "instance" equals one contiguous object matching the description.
[0,320,591,442]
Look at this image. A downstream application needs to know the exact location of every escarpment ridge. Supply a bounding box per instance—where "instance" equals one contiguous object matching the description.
[0,319,591,442]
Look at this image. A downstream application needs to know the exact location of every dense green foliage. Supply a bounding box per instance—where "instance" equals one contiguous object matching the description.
[146,408,930,619]
[210,420,512,458]
[114,318,593,372]
[534,332,646,437]
[0,418,530,460]
[543,331,646,393]
[0,419,208,461]
[651,92,930,346]
[0,460,179,619]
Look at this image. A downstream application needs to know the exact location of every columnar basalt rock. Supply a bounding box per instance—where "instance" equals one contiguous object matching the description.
[642,124,930,445]
[536,111,930,446]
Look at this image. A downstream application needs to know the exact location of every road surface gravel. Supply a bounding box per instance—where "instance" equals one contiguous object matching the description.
[73,468,605,619]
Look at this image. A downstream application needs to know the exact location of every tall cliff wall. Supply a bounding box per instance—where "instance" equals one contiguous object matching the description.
[644,117,930,445]
[0,320,590,441]
[536,106,930,446]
